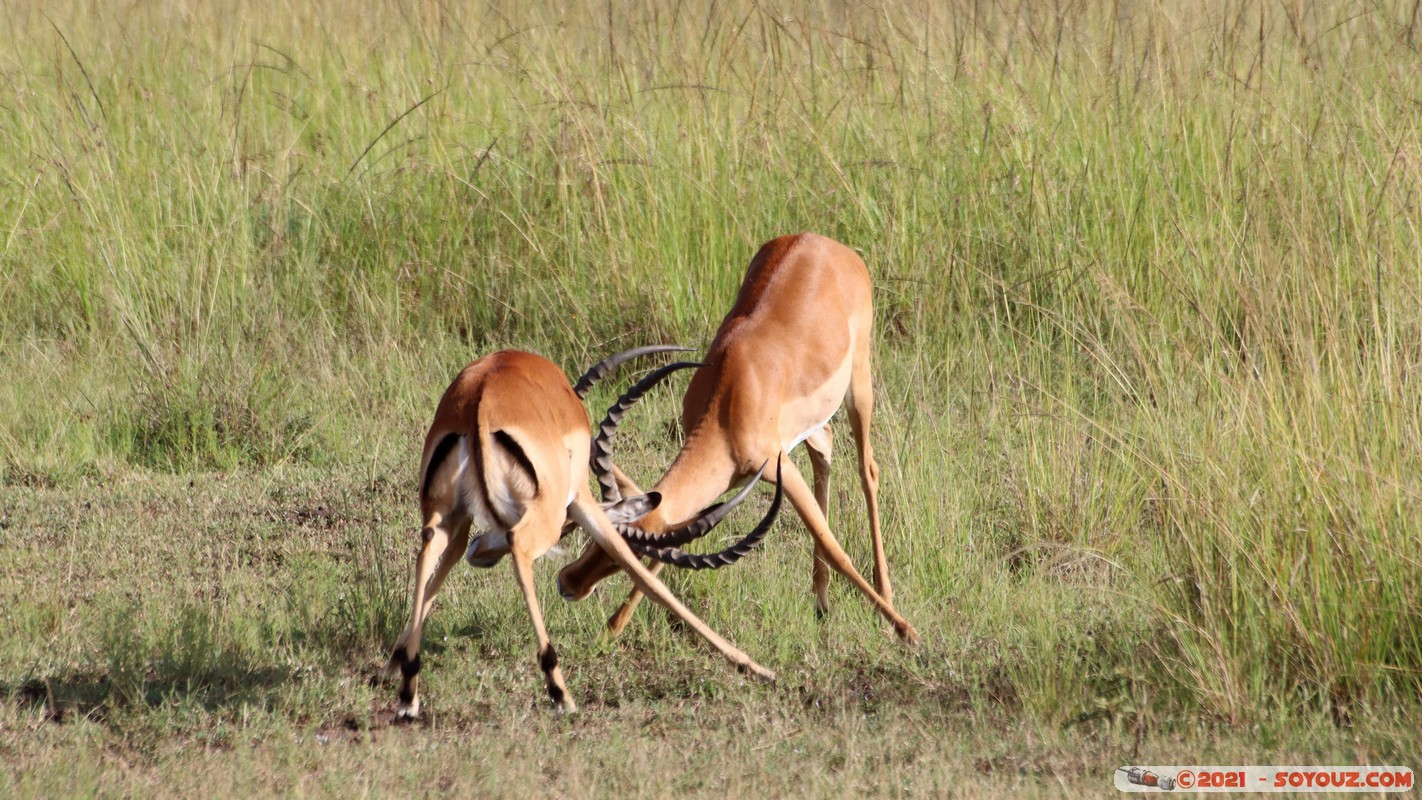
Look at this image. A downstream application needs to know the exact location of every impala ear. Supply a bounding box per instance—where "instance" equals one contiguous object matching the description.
[604,492,661,524]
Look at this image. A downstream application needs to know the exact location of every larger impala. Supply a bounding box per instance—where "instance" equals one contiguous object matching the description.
[558,233,919,643]
[385,348,778,717]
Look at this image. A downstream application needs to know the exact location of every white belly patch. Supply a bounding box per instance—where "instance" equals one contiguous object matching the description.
[779,352,852,452]
[785,409,836,453]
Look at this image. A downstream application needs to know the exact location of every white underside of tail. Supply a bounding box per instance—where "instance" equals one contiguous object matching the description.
[458,436,526,536]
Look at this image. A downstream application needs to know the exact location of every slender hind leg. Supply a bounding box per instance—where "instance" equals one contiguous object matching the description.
[509,509,576,713]
[420,519,471,619]
[846,338,891,607]
[388,514,471,719]
[804,424,834,617]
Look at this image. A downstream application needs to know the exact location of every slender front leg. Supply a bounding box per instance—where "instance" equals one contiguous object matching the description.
[603,465,655,636]
[569,489,776,681]
[777,458,917,642]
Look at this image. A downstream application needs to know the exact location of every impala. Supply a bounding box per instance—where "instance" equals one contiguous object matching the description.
[558,233,919,643]
[385,348,780,717]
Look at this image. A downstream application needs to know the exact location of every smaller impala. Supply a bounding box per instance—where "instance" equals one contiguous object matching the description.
[386,348,778,717]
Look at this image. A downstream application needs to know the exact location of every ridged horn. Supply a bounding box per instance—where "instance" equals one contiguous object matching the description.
[573,345,694,399]
[625,456,783,570]
[592,360,701,503]
[613,460,770,547]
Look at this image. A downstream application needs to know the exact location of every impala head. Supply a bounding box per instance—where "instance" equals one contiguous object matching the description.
[556,461,782,600]
[556,356,785,601]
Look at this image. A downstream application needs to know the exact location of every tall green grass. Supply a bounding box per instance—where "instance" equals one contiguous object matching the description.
[2,0,1419,739]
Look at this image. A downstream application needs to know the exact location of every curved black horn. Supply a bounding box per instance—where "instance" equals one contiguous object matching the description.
[592,360,701,503]
[573,345,694,399]
[625,456,783,570]
[614,459,770,547]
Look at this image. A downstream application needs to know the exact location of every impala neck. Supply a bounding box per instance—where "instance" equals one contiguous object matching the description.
[642,429,741,532]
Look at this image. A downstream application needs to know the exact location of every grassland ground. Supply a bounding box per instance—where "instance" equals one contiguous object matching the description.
[4,468,1417,798]
[2,0,1420,796]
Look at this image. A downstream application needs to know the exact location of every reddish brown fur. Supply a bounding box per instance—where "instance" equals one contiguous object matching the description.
[557,234,918,642]
[387,350,773,718]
